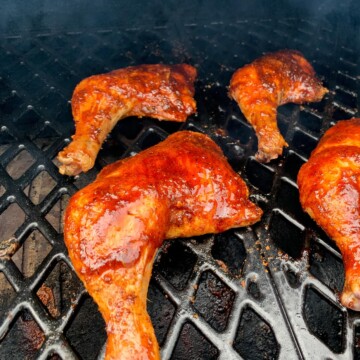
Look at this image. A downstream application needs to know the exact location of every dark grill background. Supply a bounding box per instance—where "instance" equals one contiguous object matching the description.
[0,2,359,359]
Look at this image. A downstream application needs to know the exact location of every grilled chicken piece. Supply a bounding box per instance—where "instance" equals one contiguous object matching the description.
[57,64,197,176]
[229,49,328,162]
[298,119,360,310]
[64,131,262,360]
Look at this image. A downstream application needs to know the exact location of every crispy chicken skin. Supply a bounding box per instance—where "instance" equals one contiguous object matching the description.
[64,131,262,360]
[298,119,360,310]
[57,64,197,176]
[229,49,328,162]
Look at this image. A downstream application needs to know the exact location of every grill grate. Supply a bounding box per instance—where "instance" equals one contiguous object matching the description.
[0,18,359,359]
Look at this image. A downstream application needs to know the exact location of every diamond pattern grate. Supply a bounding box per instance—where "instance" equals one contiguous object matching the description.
[0,17,359,359]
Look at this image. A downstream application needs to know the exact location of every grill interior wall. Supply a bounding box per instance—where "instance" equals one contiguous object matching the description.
[0,7,359,360]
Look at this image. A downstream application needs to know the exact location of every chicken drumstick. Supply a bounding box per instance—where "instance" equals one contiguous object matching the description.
[64,131,263,359]
[229,49,328,162]
[298,118,360,310]
[57,64,197,176]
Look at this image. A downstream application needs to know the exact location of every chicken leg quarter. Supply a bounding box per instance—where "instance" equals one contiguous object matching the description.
[57,64,197,176]
[64,131,263,359]
[229,49,328,162]
[298,118,360,310]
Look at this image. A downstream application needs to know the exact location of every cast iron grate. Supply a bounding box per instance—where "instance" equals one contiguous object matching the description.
[0,17,359,359]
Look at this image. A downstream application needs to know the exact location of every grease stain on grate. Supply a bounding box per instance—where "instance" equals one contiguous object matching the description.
[147,279,176,345]
[303,286,345,353]
[334,88,358,110]
[139,130,164,150]
[6,149,36,180]
[277,116,289,140]
[12,229,52,278]
[0,272,16,319]
[98,136,127,166]
[153,118,184,135]
[309,240,344,295]
[45,193,70,233]
[200,84,230,125]
[193,270,235,332]
[246,278,264,300]
[233,306,279,360]
[354,325,360,359]
[23,171,57,205]
[275,177,308,224]
[33,125,60,151]
[298,110,323,133]
[245,158,275,194]
[0,310,45,360]
[36,260,83,319]
[154,240,197,291]
[283,265,301,289]
[292,129,319,158]
[269,209,305,259]
[65,295,106,360]
[282,151,305,182]
[212,230,247,277]
[332,105,356,121]
[226,117,253,145]
[73,170,99,190]
[171,322,219,360]
[37,283,61,318]
[278,103,297,118]
[0,203,26,242]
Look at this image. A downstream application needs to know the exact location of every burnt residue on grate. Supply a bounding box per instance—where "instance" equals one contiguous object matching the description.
[0,17,359,360]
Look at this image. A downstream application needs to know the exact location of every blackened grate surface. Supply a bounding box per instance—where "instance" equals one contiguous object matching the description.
[0,18,359,360]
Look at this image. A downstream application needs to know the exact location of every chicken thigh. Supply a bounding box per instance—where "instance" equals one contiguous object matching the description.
[298,118,360,310]
[229,49,328,162]
[64,131,262,359]
[58,64,197,176]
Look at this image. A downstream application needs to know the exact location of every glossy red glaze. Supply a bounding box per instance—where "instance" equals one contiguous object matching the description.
[64,131,262,360]
[229,49,328,162]
[298,118,360,310]
[57,64,197,176]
